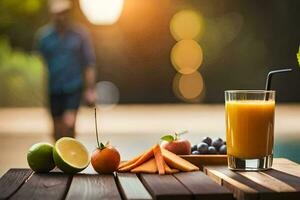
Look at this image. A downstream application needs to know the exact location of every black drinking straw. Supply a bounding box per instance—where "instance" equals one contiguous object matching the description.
[264,68,292,100]
[265,68,293,90]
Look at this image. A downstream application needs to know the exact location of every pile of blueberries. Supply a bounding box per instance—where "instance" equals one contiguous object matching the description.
[191,137,227,155]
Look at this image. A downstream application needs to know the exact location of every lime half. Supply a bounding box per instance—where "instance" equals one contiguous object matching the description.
[27,143,55,172]
[53,137,90,174]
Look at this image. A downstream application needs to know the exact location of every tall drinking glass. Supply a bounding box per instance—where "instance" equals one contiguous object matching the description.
[225,90,275,171]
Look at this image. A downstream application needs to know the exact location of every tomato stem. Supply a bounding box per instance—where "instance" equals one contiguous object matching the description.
[94,107,101,148]
[175,130,188,140]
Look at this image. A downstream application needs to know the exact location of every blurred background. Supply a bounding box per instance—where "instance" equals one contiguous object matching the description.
[0,0,299,175]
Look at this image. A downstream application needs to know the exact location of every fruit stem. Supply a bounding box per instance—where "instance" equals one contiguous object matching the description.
[175,130,188,140]
[94,107,101,148]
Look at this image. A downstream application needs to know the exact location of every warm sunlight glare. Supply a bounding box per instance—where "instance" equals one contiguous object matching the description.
[173,71,205,102]
[170,10,203,41]
[171,40,203,75]
[79,0,124,25]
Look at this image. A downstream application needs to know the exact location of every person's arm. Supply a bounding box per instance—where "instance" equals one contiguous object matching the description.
[83,66,96,106]
[84,66,95,89]
[81,29,97,106]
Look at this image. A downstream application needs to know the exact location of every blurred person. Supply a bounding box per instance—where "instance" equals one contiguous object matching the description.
[35,0,96,140]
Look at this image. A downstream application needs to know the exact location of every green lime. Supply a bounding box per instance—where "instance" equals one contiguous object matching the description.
[27,143,55,172]
[53,137,90,174]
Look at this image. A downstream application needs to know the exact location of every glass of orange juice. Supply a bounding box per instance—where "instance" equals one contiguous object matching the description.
[225,90,275,171]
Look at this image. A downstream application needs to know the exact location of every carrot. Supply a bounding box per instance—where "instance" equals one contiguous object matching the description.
[164,161,179,174]
[118,146,154,172]
[153,144,166,175]
[131,158,158,173]
[118,155,142,169]
[161,148,199,172]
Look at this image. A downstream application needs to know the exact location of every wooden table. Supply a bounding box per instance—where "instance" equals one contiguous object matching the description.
[1,158,300,200]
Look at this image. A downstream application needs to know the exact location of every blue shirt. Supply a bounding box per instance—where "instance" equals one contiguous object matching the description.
[36,24,95,94]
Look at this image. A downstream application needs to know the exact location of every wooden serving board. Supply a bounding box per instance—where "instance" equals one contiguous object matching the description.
[203,158,300,200]
[181,155,227,170]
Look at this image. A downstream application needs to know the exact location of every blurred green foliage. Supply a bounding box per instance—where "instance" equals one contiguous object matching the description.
[0,38,47,107]
[0,0,48,107]
[297,45,300,66]
[0,0,48,50]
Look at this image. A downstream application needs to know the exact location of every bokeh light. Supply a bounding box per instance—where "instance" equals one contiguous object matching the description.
[171,40,203,74]
[79,0,124,25]
[96,81,120,110]
[173,71,205,102]
[170,10,204,41]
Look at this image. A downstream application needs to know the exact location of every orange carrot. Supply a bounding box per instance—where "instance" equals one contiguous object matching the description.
[131,158,158,173]
[153,144,165,175]
[161,148,199,172]
[118,155,142,169]
[118,147,154,172]
[164,161,179,174]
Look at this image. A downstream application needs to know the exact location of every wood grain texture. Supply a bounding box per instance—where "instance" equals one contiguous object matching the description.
[273,158,300,178]
[65,173,121,200]
[0,168,33,200]
[204,166,278,200]
[174,171,234,200]
[140,173,192,200]
[263,169,300,199]
[238,171,296,192]
[116,173,152,200]
[10,172,71,200]
[204,159,300,200]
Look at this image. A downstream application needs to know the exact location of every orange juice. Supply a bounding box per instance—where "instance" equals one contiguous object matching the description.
[225,100,275,159]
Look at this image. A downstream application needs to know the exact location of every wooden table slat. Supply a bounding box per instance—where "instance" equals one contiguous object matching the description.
[174,171,234,200]
[237,171,296,192]
[65,174,122,200]
[9,172,71,200]
[140,173,192,200]
[264,169,300,190]
[263,169,300,198]
[116,173,152,200]
[273,158,300,178]
[204,166,280,200]
[0,168,32,200]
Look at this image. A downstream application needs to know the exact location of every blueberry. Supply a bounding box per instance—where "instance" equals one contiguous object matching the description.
[192,150,200,155]
[212,138,223,149]
[202,137,212,146]
[197,142,208,154]
[208,146,217,154]
[191,144,197,152]
[219,145,227,155]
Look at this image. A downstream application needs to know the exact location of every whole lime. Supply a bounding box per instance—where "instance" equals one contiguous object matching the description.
[27,143,55,172]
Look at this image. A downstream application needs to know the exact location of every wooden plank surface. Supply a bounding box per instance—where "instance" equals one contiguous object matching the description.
[65,174,122,200]
[0,169,32,200]
[3,159,300,200]
[116,173,152,200]
[237,171,296,192]
[263,169,300,198]
[204,159,300,200]
[10,172,71,200]
[204,166,278,200]
[272,158,300,178]
[140,173,192,200]
[174,171,234,200]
